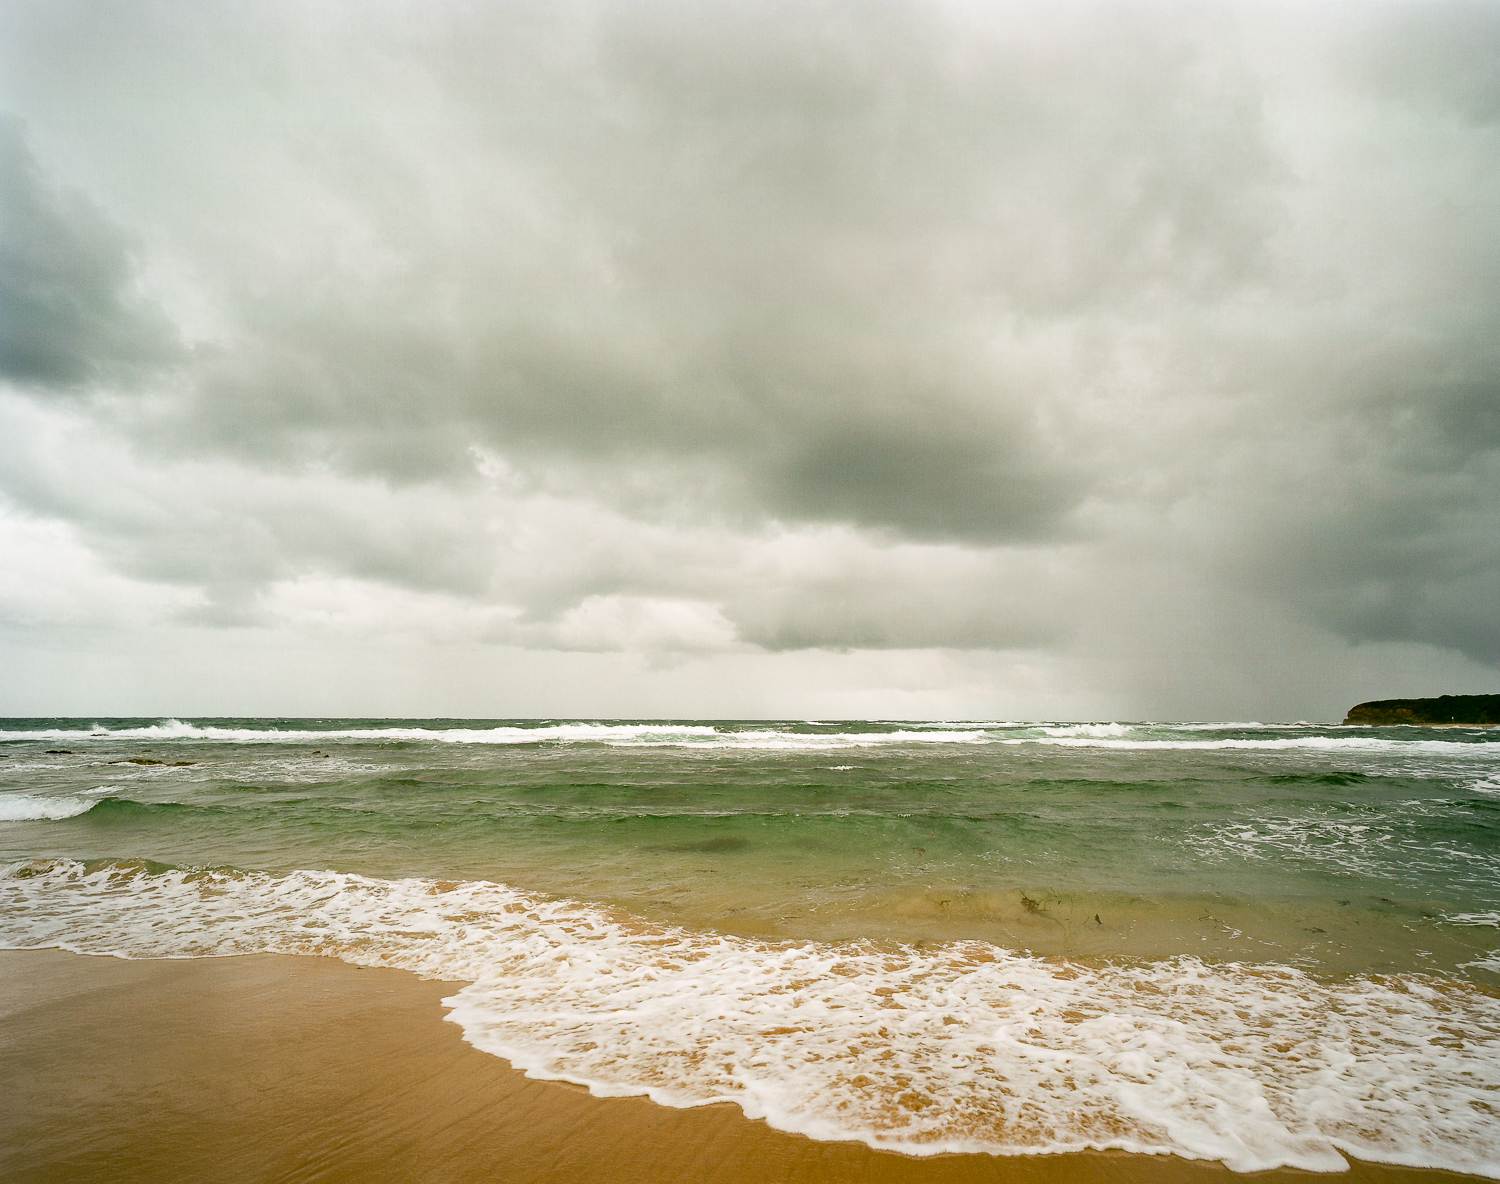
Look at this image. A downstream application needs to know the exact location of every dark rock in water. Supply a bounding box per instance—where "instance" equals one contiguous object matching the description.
[44,749,73,755]
[1343,694,1500,726]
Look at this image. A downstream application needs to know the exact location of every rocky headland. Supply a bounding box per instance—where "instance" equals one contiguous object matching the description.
[1343,694,1500,726]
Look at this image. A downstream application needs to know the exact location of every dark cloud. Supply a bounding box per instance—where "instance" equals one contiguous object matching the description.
[0,119,178,386]
[0,0,1497,714]
[6,0,1279,544]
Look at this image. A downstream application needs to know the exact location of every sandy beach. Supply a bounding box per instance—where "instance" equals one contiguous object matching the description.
[0,948,1486,1184]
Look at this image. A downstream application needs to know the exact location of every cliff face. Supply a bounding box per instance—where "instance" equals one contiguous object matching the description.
[1343,694,1500,726]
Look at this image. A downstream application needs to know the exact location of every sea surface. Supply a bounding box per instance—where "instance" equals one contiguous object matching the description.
[2,718,1499,1174]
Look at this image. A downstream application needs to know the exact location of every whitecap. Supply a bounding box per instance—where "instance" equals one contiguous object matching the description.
[0,794,102,821]
[3,720,1497,756]
[1040,722,1131,738]
[1006,735,1499,755]
[0,720,990,748]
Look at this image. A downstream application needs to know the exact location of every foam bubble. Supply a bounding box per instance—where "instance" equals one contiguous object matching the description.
[0,793,103,821]
[1,859,1497,1177]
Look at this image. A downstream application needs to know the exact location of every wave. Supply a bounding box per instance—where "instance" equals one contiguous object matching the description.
[1185,805,1500,887]
[1448,917,1500,974]
[1039,723,1132,737]
[3,719,1498,754]
[1011,735,1500,754]
[1,859,1496,1176]
[0,793,105,821]
[0,720,993,748]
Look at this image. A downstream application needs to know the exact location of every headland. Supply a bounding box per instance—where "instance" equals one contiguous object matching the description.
[1343,694,1500,726]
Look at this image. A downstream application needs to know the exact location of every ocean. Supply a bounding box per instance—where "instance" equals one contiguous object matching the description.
[2,718,1498,1175]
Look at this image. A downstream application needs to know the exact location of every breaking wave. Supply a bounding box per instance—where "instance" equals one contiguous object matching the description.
[0,721,987,748]
[2,719,1497,754]
[0,793,105,822]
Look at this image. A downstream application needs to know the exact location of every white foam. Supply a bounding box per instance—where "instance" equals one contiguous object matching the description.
[1447,919,1500,974]
[6,720,1498,756]
[0,720,997,749]
[1171,721,1288,729]
[1040,723,1132,738]
[1450,912,1500,929]
[0,793,102,821]
[1009,735,1499,755]
[1186,801,1500,889]
[0,720,720,743]
[2,859,1497,1177]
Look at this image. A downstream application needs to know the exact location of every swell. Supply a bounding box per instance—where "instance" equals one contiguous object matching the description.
[12,794,1499,904]
[1,858,1497,1177]
[20,787,1499,839]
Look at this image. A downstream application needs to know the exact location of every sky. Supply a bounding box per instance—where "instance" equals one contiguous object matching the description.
[1,0,1498,721]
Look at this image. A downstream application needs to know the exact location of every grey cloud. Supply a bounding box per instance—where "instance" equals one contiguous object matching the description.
[0,119,178,387]
[3,0,1282,544]
[0,0,1498,705]
[0,388,1067,651]
[1259,428,1500,664]
[0,402,498,624]
[1353,0,1500,123]
[723,550,1065,652]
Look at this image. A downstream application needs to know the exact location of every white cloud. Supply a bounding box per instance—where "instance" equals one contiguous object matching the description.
[0,502,203,628]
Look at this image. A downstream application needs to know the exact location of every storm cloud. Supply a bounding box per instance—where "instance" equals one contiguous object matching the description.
[1,0,1497,718]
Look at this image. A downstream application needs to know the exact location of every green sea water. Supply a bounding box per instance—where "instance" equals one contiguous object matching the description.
[3,718,1500,1173]
[3,718,1500,973]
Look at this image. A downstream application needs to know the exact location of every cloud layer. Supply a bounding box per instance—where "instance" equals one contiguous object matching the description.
[1,0,1497,717]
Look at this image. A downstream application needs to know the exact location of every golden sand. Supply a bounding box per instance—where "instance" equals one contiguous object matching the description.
[0,949,1485,1184]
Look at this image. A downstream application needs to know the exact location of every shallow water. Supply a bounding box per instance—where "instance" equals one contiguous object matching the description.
[3,718,1499,1174]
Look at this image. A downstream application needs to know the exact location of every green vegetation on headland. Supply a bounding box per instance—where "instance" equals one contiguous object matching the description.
[1343,694,1500,726]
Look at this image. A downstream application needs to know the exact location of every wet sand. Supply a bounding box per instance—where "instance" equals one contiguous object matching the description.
[0,949,1486,1184]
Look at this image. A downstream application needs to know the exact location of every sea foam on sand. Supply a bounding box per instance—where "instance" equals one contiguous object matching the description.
[2,859,1498,1177]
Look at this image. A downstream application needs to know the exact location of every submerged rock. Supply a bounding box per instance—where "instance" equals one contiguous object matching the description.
[1344,694,1500,725]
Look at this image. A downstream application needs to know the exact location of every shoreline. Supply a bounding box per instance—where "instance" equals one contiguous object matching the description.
[1,948,1489,1184]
